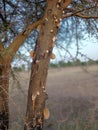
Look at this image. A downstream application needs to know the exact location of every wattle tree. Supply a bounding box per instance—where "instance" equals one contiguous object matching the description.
[0,0,98,130]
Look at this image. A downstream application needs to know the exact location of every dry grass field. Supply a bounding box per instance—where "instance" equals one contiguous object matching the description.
[9,65,98,130]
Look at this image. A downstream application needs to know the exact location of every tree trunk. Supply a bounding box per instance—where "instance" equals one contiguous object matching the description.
[0,64,10,130]
[0,18,42,130]
[24,0,62,130]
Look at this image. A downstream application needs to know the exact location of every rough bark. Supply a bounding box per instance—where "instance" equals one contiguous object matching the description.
[6,19,42,64]
[0,64,10,130]
[24,0,62,130]
[0,1,72,129]
[0,18,42,130]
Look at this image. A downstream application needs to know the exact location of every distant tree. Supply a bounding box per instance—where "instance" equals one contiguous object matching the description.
[0,0,98,130]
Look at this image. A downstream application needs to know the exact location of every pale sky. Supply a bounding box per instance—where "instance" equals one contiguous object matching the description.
[81,42,98,60]
[52,39,98,62]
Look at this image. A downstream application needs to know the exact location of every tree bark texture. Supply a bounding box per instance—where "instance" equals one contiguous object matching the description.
[0,15,42,130]
[24,0,62,130]
[0,64,10,130]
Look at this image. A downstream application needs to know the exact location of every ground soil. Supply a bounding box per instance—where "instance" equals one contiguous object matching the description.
[9,65,98,130]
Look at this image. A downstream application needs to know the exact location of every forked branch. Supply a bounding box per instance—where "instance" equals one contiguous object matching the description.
[6,19,43,62]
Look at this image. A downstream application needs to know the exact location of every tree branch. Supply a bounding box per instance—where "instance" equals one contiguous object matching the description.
[62,6,98,19]
[0,39,4,50]
[63,0,71,9]
[0,39,4,64]
[6,1,18,8]
[0,13,6,23]
[7,19,43,63]
[63,11,98,19]
[75,13,98,19]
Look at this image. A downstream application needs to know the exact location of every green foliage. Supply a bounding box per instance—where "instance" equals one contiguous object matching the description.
[80,62,86,66]
[13,64,26,71]
[95,60,98,64]
[49,63,58,68]
[50,59,98,68]
[66,61,73,66]
[59,61,67,67]
[13,67,22,72]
